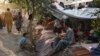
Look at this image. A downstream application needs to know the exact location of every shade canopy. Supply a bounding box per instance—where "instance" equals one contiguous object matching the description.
[51,2,100,19]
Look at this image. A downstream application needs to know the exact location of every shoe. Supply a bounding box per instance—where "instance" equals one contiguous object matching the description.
[8,31,11,33]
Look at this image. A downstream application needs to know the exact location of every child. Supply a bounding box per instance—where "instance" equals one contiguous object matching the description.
[18,32,29,49]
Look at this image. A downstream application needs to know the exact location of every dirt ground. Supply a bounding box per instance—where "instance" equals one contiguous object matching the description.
[0,18,34,56]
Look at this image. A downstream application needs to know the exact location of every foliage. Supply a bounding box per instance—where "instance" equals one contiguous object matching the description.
[93,0,100,8]
[92,18,100,30]
[91,0,100,33]
[33,0,54,21]
[10,0,54,21]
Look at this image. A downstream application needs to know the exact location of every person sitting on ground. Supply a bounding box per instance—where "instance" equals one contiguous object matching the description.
[35,21,44,39]
[76,28,84,42]
[36,21,57,56]
[50,23,75,55]
[51,30,66,51]
[53,19,62,35]
[18,32,31,49]
[88,28,99,43]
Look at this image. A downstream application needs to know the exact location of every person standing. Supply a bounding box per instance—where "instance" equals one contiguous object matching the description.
[4,8,13,33]
[15,12,23,34]
[0,15,3,29]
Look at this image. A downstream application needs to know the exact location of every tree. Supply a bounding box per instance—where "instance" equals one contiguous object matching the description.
[10,0,54,20]
[10,0,54,53]
[91,0,100,37]
[93,0,100,8]
[92,0,100,27]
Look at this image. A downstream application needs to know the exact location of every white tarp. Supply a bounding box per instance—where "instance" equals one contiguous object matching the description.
[53,3,100,19]
[71,0,92,5]
[56,0,93,5]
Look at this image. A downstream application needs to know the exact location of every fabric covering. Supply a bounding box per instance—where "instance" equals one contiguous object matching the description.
[36,30,57,56]
[91,43,100,56]
[52,2,100,19]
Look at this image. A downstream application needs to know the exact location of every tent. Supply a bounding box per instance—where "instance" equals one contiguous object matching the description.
[50,2,100,20]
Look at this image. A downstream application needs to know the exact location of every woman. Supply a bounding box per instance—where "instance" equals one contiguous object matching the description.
[15,12,23,34]
[36,21,57,56]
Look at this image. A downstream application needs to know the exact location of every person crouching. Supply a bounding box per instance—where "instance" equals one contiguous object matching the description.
[18,32,32,50]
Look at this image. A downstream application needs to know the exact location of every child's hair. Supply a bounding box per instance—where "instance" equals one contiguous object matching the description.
[23,32,29,37]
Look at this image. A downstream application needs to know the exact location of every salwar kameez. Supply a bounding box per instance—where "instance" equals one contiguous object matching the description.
[4,11,13,32]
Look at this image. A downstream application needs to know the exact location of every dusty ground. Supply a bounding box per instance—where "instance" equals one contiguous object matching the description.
[0,18,98,56]
[0,18,34,56]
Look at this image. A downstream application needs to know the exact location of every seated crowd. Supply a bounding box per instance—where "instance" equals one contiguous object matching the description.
[18,17,100,56]
[35,18,75,56]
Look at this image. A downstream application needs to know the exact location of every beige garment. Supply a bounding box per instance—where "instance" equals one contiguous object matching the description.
[37,30,57,56]
[4,11,13,32]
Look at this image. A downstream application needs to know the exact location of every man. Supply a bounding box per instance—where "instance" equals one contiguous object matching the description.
[36,21,57,56]
[64,23,75,44]
[51,23,75,55]
[4,8,13,33]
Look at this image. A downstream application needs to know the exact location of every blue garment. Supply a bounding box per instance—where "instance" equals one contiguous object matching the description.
[64,28,75,44]
[18,37,27,48]
[91,43,100,56]
[52,27,75,53]
[53,39,68,53]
